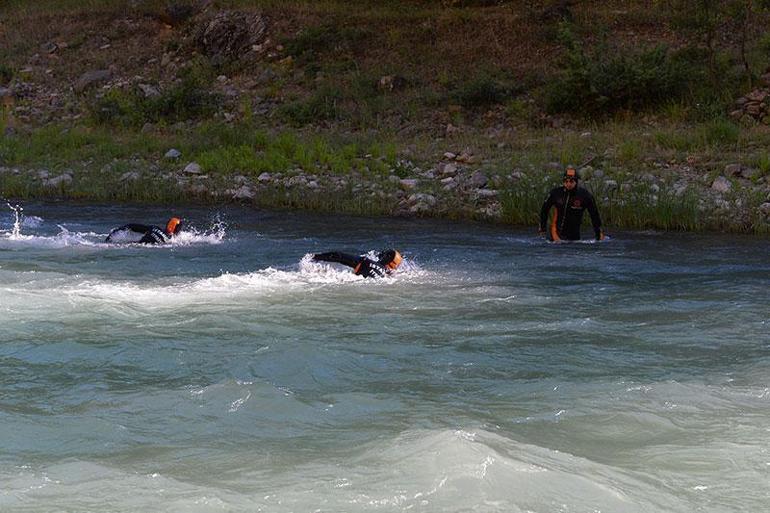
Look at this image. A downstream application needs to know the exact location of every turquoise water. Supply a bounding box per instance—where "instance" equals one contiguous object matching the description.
[1,203,768,512]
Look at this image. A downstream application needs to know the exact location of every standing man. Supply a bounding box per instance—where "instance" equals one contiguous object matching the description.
[539,167,604,242]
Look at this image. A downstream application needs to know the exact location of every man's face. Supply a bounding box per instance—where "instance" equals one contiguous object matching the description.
[564,177,577,190]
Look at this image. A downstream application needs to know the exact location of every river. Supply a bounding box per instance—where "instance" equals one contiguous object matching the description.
[1,202,768,512]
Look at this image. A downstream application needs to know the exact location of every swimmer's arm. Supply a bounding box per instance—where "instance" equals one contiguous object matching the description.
[311,251,361,269]
[106,224,153,242]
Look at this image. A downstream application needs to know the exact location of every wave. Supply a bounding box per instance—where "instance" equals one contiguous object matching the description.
[0,428,701,512]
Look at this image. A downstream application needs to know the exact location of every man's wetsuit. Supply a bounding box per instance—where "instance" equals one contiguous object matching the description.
[105,224,170,244]
[539,186,602,241]
[312,251,389,278]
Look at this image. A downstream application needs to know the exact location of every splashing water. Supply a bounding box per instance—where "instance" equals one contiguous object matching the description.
[171,215,228,246]
[5,201,26,240]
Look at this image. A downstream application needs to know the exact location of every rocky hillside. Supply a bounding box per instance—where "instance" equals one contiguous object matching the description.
[1,0,770,232]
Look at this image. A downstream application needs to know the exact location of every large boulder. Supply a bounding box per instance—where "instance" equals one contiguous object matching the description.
[195,10,267,64]
[74,70,112,92]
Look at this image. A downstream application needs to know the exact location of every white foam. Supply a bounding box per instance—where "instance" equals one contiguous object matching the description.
[0,221,227,249]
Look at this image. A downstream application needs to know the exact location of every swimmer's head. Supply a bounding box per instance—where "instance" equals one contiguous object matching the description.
[563,166,578,190]
[378,249,403,270]
[166,217,182,235]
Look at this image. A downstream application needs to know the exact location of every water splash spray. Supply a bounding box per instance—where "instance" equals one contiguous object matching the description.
[5,201,23,239]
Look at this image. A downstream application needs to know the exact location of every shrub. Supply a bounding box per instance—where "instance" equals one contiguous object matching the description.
[284,24,371,62]
[91,73,220,127]
[697,119,740,147]
[278,86,342,126]
[449,73,519,108]
[545,41,693,116]
[0,63,13,85]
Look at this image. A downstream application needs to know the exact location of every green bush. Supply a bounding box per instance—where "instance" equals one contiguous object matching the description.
[0,63,13,85]
[91,74,220,127]
[697,119,740,147]
[278,86,342,126]
[284,24,371,62]
[450,73,519,108]
[545,42,693,116]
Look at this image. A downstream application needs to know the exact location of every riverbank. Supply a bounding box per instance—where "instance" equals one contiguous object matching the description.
[2,120,770,233]
[2,1,770,233]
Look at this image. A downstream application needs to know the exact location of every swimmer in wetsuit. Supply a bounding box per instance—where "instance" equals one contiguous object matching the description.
[311,249,403,278]
[539,167,604,242]
[105,217,182,244]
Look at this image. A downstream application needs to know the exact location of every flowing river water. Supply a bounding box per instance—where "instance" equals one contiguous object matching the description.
[0,203,768,512]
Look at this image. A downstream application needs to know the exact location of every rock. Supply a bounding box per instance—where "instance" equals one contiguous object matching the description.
[40,41,58,54]
[476,189,498,199]
[761,73,770,87]
[759,202,770,217]
[120,171,141,181]
[256,68,276,84]
[440,176,456,185]
[165,148,182,159]
[257,172,272,182]
[746,103,763,116]
[740,167,759,180]
[74,69,112,92]
[43,173,73,187]
[408,193,436,206]
[746,89,768,103]
[470,170,488,188]
[183,162,202,174]
[478,202,502,219]
[138,83,160,98]
[439,162,457,176]
[307,181,320,190]
[232,185,255,200]
[195,10,268,64]
[446,124,461,135]
[641,173,656,183]
[37,169,49,180]
[377,75,407,92]
[711,176,732,194]
[603,179,618,191]
[443,152,456,160]
[399,178,418,190]
[724,164,742,176]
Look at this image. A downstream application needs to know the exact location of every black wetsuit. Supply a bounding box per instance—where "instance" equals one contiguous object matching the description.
[105,224,170,244]
[312,251,389,278]
[539,186,602,241]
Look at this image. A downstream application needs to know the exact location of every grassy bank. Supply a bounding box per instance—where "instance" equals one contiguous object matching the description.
[2,119,769,233]
[1,1,770,233]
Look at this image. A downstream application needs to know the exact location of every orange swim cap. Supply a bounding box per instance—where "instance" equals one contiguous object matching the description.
[166,217,182,235]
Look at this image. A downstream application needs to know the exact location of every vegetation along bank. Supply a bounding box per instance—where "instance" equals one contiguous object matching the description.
[2,0,770,233]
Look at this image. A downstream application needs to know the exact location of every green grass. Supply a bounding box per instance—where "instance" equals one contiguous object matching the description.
[1,116,768,233]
